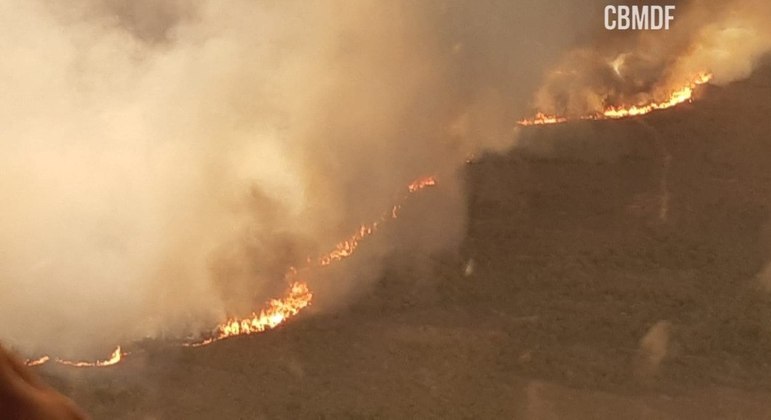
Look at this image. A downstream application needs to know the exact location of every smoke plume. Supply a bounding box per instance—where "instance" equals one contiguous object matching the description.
[0,0,601,357]
[2,0,769,359]
[531,0,771,117]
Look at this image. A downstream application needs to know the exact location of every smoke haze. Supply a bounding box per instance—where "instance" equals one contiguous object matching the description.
[0,0,598,357]
[531,0,771,116]
[2,0,770,359]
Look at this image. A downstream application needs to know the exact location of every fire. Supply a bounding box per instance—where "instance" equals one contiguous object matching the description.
[191,174,438,346]
[518,73,712,126]
[517,112,568,126]
[188,282,312,347]
[24,175,438,362]
[55,346,123,368]
[25,356,50,367]
[601,73,712,119]
[318,225,377,267]
[318,175,436,267]
[24,347,123,368]
[408,176,437,192]
[25,348,123,368]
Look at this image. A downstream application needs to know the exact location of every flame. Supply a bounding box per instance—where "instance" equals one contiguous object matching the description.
[517,73,712,126]
[517,112,568,126]
[191,175,438,346]
[25,356,50,367]
[24,176,438,363]
[408,176,437,192]
[188,282,312,347]
[318,175,436,267]
[52,347,123,368]
[318,224,377,267]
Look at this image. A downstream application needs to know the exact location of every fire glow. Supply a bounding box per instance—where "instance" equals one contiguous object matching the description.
[25,176,438,366]
[517,73,712,126]
[25,348,123,368]
[189,175,437,347]
[55,347,124,368]
[186,282,313,348]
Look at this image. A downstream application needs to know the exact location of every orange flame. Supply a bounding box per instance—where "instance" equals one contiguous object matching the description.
[192,175,438,345]
[408,176,437,192]
[52,347,123,368]
[24,175,438,363]
[25,356,50,367]
[517,112,568,126]
[187,282,312,347]
[518,73,712,126]
[318,175,436,267]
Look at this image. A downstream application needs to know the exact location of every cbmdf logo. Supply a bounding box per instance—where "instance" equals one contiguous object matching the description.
[605,5,676,30]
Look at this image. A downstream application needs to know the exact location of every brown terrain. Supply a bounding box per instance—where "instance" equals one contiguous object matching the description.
[39,64,771,419]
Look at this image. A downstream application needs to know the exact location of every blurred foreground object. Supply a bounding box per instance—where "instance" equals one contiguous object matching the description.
[0,344,88,419]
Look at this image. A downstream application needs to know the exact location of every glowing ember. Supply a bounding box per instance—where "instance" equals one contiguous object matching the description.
[518,73,712,126]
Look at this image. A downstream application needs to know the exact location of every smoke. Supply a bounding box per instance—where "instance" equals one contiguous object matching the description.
[0,0,602,357]
[531,0,771,117]
[5,0,767,358]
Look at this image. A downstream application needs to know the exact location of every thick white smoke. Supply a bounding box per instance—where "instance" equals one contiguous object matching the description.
[3,0,768,359]
[0,0,601,357]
